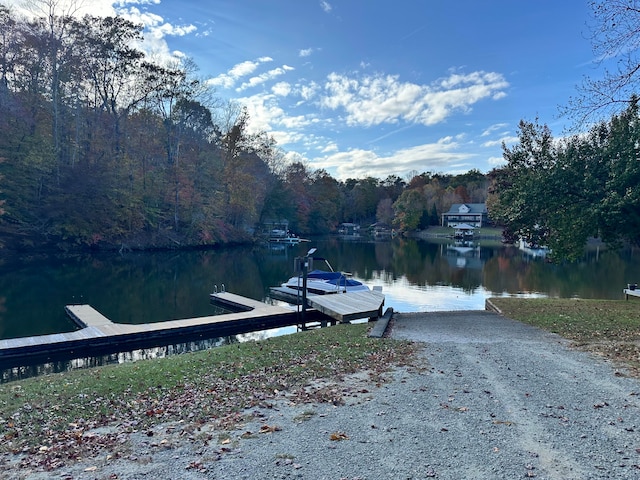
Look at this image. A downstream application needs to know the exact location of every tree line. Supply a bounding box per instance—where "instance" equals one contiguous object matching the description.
[0,5,489,252]
[488,99,640,261]
[487,1,640,261]
[3,1,640,262]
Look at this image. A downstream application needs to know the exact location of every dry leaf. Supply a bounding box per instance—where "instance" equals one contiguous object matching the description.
[330,431,349,441]
[492,420,514,426]
[259,424,281,434]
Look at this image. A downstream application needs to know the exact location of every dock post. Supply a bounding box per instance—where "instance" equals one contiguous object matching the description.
[302,259,308,324]
[301,247,317,327]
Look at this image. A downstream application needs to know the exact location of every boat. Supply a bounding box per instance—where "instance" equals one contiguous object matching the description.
[268,229,308,244]
[518,238,550,259]
[282,269,370,295]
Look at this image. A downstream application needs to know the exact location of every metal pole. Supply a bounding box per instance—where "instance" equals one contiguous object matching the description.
[301,248,316,326]
[301,256,308,324]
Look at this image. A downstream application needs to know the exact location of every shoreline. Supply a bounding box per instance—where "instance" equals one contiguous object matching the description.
[4,309,640,479]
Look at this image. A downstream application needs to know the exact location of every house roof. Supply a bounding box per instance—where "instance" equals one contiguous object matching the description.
[443,203,487,215]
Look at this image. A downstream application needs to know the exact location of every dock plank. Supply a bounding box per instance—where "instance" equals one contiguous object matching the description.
[66,305,114,328]
[269,287,385,323]
[209,292,274,311]
[307,290,385,322]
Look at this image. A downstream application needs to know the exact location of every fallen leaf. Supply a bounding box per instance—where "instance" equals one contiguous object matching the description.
[492,420,514,426]
[259,424,281,434]
[330,431,349,441]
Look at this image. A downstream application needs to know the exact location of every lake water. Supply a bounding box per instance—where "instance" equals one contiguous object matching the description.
[1,236,639,379]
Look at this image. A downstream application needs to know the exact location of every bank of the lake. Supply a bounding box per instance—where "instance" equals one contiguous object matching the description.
[1,298,640,479]
[2,235,638,343]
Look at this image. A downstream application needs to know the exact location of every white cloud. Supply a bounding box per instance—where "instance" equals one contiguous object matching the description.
[299,48,314,57]
[153,21,197,37]
[320,1,332,13]
[115,6,197,64]
[298,82,320,101]
[321,142,339,153]
[310,137,477,180]
[272,82,292,97]
[321,71,509,127]
[482,135,518,148]
[237,65,294,92]
[117,0,161,5]
[238,92,316,137]
[208,57,274,89]
[481,123,508,137]
[230,59,270,77]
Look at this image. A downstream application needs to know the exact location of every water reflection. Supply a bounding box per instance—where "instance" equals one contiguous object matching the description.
[1,237,639,381]
[1,239,639,339]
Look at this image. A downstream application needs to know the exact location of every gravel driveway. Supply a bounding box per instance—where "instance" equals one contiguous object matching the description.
[11,310,640,479]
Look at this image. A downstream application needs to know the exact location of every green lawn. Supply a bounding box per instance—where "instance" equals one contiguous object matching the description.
[489,297,640,375]
[1,297,639,466]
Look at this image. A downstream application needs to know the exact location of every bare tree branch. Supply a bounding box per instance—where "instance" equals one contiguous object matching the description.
[561,0,640,129]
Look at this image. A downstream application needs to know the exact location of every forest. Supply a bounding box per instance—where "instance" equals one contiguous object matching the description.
[2,2,640,262]
[0,5,489,252]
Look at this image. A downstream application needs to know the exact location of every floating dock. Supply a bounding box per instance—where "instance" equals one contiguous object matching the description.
[0,293,325,368]
[0,289,384,368]
[268,286,385,323]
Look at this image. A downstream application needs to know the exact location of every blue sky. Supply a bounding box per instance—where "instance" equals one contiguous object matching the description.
[7,0,599,180]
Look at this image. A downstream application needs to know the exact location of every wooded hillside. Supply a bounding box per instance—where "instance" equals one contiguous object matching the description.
[0,6,488,252]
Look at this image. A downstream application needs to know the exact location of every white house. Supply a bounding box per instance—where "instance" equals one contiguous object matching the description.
[441,203,488,228]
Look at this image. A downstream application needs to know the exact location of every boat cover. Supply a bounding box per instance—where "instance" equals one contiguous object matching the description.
[306,270,363,287]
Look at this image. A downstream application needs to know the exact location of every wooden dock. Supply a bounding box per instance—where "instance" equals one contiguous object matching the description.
[0,289,385,368]
[0,293,327,368]
[269,286,385,322]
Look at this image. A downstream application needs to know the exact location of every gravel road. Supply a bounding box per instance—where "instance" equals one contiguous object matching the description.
[9,310,640,479]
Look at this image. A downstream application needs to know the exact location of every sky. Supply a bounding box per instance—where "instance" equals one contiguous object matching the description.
[5,0,600,181]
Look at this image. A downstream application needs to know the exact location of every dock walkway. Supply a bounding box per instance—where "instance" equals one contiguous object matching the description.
[268,287,385,322]
[0,293,305,367]
[0,289,384,368]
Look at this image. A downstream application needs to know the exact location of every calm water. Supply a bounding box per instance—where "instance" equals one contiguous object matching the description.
[1,236,639,340]
[1,236,639,381]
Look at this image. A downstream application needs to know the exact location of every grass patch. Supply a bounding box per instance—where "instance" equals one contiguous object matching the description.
[6,297,639,472]
[490,297,640,375]
[0,323,417,463]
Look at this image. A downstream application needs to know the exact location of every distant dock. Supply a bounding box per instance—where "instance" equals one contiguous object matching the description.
[0,290,385,368]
